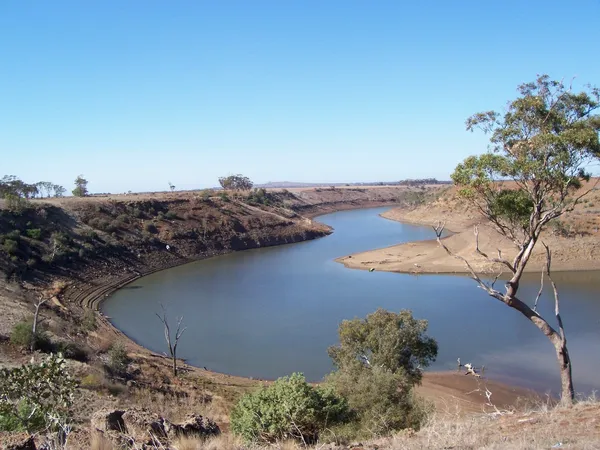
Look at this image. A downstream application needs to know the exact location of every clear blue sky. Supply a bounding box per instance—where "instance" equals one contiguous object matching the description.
[1,1,599,193]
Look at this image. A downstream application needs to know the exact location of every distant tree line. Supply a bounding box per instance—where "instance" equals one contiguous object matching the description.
[395,178,452,186]
[0,175,66,200]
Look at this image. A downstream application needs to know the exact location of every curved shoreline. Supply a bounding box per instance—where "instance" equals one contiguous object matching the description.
[336,209,600,275]
[73,204,542,410]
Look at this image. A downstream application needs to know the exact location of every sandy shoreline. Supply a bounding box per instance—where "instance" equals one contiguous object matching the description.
[337,207,600,275]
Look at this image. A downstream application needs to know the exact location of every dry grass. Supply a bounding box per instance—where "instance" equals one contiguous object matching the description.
[171,434,243,450]
[129,389,230,425]
[375,397,600,450]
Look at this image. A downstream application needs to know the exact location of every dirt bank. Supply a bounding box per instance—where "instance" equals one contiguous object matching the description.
[337,183,600,274]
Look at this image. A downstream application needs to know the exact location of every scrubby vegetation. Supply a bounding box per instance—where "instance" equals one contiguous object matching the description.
[231,373,350,444]
[0,354,75,434]
[231,309,437,445]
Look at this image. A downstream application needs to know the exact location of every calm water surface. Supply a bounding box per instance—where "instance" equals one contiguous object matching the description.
[102,207,600,394]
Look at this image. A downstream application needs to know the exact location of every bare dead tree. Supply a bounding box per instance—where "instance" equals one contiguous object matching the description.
[31,295,49,352]
[156,305,186,376]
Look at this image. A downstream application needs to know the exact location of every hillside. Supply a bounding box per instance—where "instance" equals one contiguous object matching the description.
[2,184,598,449]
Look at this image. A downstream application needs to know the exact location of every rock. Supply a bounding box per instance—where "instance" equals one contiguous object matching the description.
[3,436,36,450]
[91,409,126,433]
[167,414,220,438]
[121,409,167,444]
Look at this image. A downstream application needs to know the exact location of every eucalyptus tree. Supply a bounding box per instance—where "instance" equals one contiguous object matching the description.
[437,75,599,404]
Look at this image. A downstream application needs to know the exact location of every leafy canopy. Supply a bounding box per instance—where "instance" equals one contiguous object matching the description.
[328,308,438,385]
[453,75,600,242]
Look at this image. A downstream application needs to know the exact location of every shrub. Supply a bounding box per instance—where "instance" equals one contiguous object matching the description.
[4,194,29,214]
[10,320,52,352]
[325,367,430,440]
[199,189,214,200]
[25,228,42,240]
[6,230,21,240]
[231,373,350,444]
[0,354,76,432]
[2,239,18,255]
[55,340,89,362]
[219,192,230,202]
[164,210,178,220]
[107,342,130,377]
[144,222,158,234]
[108,220,121,232]
[81,228,99,241]
[132,207,144,218]
[82,309,97,331]
[116,214,130,224]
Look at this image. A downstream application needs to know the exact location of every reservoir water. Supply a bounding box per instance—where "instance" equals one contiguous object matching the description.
[102,207,600,395]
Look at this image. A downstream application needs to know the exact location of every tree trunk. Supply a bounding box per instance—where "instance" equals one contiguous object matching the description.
[31,303,41,352]
[172,351,177,376]
[554,338,574,404]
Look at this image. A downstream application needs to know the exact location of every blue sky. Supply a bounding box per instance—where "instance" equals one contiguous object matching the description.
[1,1,599,193]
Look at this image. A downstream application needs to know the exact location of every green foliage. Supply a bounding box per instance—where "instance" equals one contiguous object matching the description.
[218,174,254,191]
[0,400,46,432]
[0,354,76,433]
[326,367,430,439]
[55,341,89,362]
[489,189,534,230]
[4,193,29,214]
[82,309,97,331]
[246,188,272,206]
[2,238,18,255]
[219,192,230,202]
[231,373,350,444]
[25,228,42,239]
[454,76,600,236]
[72,175,89,197]
[107,342,130,377]
[198,189,214,200]
[328,309,437,385]
[164,210,178,220]
[10,319,52,352]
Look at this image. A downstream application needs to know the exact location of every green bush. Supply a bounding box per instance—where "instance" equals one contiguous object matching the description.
[0,354,76,432]
[116,214,130,224]
[10,320,52,352]
[55,341,89,362]
[231,373,350,444]
[325,367,430,440]
[219,192,230,202]
[25,228,42,240]
[164,210,178,220]
[107,342,130,377]
[2,239,18,255]
[6,230,21,240]
[82,309,97,331]
[0,399,46,432]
